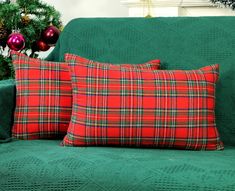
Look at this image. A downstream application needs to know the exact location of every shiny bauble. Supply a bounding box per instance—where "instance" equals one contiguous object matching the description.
[36,39,50,51]
[42,25,60,46]
[7,33,25,51]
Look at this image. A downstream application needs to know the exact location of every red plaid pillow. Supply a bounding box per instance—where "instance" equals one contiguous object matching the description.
[65,53,161,70]
[11,52,160,140]
[11,52,73,139]
[62,62,224,150]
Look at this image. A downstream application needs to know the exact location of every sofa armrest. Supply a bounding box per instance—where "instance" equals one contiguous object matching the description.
[0,79,16,143]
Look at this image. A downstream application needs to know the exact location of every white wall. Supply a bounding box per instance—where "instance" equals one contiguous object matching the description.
[43,0,129,25]
[180,6,235,16]
[122,0,235,17]
[38,0,129,58]
[128,6,235,17]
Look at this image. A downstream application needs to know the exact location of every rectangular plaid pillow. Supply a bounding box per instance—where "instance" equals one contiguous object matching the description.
[11,51,73,139]
[62,62,224,150]
[65,53,161,70]
[11,51,160,140]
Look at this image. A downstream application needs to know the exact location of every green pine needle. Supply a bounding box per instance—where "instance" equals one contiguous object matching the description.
[0,0,62,80]
[210,0,235,9]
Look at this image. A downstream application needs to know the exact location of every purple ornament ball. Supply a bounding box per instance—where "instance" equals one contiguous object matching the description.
[42,26,60,46]
[7,33,25,51]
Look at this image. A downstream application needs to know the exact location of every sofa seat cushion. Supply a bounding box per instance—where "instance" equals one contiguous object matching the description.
[0,140,234,191]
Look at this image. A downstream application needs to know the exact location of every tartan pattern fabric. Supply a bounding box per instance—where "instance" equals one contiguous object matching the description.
[65,53,161,70]
[62,62,224,150]
[11,52,159,140]
[11,51,72,139]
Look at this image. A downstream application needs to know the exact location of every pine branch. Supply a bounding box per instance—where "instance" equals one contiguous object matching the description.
[210,0,235,9]
[0,0,62,80]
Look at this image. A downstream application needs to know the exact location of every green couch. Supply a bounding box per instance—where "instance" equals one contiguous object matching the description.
[0,17,235,191]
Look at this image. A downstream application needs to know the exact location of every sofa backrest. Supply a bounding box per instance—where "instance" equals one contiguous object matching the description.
[47,17,235,146]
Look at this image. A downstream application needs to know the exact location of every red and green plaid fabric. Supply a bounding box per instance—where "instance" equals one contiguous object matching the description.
[65,53,161,70]
[11,51,72,139]
[62,62,224,150]
[11,52,159,140]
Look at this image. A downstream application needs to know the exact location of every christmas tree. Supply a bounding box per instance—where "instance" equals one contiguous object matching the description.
[210,0,235,9]
[0,0,62,80]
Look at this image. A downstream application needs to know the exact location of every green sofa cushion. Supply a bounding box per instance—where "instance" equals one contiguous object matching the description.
[0,140,234,190]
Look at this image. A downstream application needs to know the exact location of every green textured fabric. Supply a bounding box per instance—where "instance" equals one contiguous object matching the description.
[0,17,235,190]
[0,79,15,143]
[0,140,235,191]
[47,17,235,146]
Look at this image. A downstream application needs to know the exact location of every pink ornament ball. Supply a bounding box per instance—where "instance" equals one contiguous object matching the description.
[7,33,25,51]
